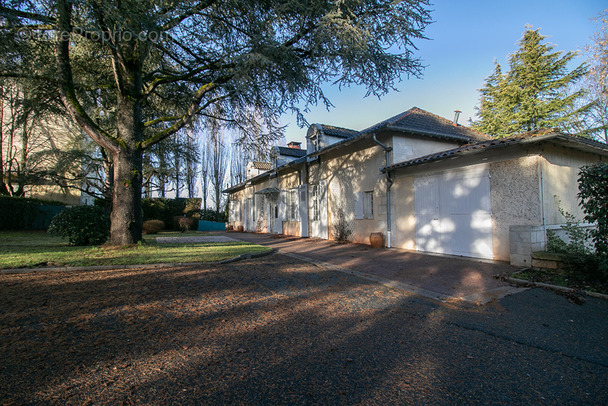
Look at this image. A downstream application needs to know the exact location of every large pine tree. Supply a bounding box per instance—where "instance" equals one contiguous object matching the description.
[473,27,588,137]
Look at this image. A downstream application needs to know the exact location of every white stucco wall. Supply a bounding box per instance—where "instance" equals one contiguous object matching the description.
[490,156,543,261]
[390,133,460,165]
[540,144,605,225]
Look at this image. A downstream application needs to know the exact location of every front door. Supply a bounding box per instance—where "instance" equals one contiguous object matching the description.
[310,181,328,239]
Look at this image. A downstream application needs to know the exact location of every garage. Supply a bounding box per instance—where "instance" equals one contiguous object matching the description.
[414,163,493,259]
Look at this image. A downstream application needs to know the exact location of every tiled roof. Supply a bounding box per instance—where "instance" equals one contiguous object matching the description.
[251,161,272,170]
[276,146,307,157]
[383,131,608,172]
[317,124,359,139]
[363,107,489,142]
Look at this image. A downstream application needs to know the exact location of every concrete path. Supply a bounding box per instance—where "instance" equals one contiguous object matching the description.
[223,231,526,304]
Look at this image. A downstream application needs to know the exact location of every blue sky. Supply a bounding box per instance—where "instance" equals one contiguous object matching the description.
[280,0,606,144]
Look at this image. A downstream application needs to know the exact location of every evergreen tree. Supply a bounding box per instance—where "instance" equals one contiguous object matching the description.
[474,62,509,136]
[473,27,588,137]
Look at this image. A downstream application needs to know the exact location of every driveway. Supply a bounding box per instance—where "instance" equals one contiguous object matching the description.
[2,253,606,405]
[224,231,525,304]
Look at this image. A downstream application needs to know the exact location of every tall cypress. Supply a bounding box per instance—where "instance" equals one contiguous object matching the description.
[474,27,588,137]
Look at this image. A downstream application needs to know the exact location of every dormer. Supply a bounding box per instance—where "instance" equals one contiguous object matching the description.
[271,142,307,167]
[246,161,272,179]
[306,124,359,154]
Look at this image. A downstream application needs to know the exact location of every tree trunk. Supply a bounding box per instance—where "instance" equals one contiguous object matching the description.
[110,94,143,245]
[110,147,143,245]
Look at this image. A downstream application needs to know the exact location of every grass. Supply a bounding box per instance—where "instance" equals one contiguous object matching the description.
[0,230,271,269]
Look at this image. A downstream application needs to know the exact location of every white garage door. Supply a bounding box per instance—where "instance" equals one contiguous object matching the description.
[414,164,493,259]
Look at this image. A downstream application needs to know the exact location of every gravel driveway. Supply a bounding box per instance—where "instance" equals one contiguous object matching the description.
[1,253,606,405]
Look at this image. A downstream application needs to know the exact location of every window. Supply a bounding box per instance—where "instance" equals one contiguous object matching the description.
[232,200,242,222]
[363,191,374,219]
[287,189,298,221]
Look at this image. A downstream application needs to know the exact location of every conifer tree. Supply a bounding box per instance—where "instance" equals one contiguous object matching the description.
[473,27,588,137]
[0,0,432,245]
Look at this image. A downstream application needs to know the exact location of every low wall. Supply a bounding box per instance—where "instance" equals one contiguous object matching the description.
[509,225,547,267]
[509,223,596,267]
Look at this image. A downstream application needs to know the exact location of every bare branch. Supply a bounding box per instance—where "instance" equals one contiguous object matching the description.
[140,84,232,149]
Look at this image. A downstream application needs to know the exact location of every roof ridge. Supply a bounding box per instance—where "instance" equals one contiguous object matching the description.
[387,107,418,125]
[412,108,491,139]
[361,106,419,133]
[319,123,359,132]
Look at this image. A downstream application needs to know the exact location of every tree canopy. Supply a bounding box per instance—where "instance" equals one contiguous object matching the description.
[473,27,588,138]
[0,0,432,244]
[566,11,608,143]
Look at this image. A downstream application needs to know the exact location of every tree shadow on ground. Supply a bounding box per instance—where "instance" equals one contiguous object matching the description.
[0,254,606,405]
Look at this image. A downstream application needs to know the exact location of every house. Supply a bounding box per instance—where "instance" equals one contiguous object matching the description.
[271,141,307,167]
[224,107,608,266]
[1,88,90,205]
[246,161,273,180]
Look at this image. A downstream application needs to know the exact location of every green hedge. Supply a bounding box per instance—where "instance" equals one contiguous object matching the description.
[200,208,227,223]
[142,198,202,229]
[0,196,66,230]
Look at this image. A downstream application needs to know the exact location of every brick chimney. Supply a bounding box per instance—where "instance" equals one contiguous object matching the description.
[287,141,302,149]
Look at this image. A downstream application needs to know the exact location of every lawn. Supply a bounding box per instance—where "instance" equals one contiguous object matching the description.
[0,230,271,269]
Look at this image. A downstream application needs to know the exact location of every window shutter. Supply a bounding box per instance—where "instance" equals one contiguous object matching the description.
[354,191,364,220]
[279,190,286,221]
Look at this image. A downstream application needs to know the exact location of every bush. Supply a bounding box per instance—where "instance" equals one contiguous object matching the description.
[578,163,608,258]
[199,208,227,222]
[48,205,110,246]
[143,219,165,234]
[547,200,605,281]
[332,208,352,243]
[173,216,198,232]
[142,198,202,229]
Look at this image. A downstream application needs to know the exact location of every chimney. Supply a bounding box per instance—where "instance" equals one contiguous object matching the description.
[287,141,302,149]
[453,110,462,126]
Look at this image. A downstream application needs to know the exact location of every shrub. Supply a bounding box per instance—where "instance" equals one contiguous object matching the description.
[143,219,165,234]
[546,199,605,281]
[142,198,202,229]
[199,208,227,222]
[578,163,608,258]
[332,208,352,243]
[173,216,198,232]
[48,205,110,245]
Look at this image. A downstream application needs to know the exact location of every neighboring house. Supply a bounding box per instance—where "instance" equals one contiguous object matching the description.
[272,142,307,167]
[1,90,88,205]
[224,107,608,266]
[246,161,273,180]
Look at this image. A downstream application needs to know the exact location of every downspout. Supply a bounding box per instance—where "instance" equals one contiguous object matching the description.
[373,135,393,248]
[538,154,547,248]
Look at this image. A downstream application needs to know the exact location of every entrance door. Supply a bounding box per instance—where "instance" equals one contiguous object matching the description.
[310,181,328,239]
